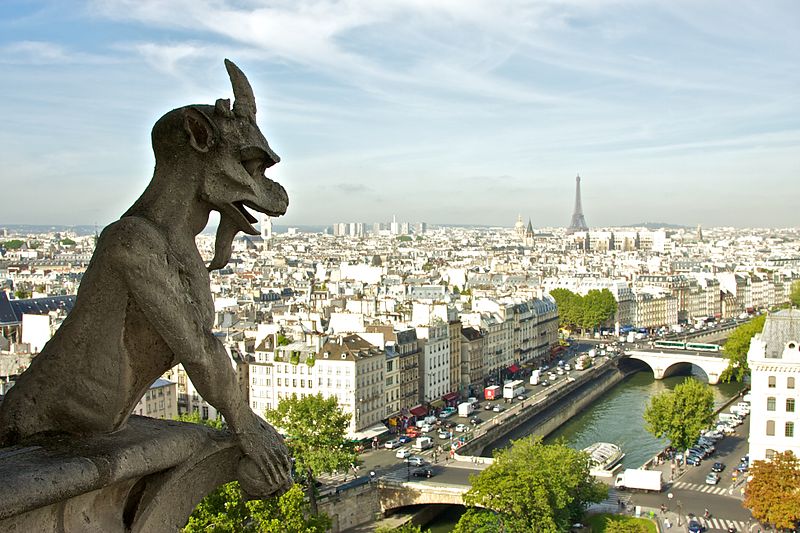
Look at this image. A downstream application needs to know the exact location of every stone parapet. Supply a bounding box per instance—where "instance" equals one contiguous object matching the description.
[0,416,242,532]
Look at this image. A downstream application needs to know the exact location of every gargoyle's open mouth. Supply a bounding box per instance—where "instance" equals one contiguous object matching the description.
[228,200,285,236]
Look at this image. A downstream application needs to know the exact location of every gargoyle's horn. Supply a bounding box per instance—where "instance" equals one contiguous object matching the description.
[224,59,256,119]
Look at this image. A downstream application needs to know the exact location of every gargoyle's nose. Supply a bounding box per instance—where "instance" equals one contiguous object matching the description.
[264,145,280,168]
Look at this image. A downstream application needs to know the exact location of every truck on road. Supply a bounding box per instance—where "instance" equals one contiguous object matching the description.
[484,385,500,401]
[530,369,540,385]
[458,401,475,417]
[614,469,662,492]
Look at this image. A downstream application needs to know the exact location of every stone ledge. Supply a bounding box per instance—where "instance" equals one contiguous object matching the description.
[0,415,241,532]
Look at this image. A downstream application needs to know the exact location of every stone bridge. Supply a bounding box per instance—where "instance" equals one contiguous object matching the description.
[377,479,469,512]
[622,350,729,384]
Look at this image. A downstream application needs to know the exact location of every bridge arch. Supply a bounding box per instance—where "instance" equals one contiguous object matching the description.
[661,361,709,382]
[623,351,728,385]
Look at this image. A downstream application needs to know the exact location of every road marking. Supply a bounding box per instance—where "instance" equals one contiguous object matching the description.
[672,480,730,495]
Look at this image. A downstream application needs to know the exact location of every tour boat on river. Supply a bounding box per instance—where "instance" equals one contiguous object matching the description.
[583,442,625,471]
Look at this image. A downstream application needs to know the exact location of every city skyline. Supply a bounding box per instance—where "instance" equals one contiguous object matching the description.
[1,1,799,228]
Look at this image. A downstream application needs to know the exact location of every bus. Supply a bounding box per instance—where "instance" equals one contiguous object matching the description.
[653,340,686,350]
[503,380,526,399]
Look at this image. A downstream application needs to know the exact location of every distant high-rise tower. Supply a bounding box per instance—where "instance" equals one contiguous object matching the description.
[568,174,589,233]
[261,214,273,239]
[697,224,704,242]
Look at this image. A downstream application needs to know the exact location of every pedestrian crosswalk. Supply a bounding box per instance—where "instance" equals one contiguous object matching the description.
[671,480,744,498]
[677,516,749,532]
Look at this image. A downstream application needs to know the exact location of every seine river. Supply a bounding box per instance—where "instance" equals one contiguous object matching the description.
[425,369,746,532]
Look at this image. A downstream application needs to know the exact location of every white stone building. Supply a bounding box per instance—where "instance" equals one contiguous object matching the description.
[132,378,178,421]
[747,309,800,462]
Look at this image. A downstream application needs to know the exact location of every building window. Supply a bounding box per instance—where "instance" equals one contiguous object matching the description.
[766,420,775,436]
[786,421,795,438]
[767,397,776,411]
[788,398,796,413]
[789,377,796,389]
[765,449,776,460]
[768,376,776,388]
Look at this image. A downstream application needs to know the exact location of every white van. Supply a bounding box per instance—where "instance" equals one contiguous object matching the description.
[413,436,434,450]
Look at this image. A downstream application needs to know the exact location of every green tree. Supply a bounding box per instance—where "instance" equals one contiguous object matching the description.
[179,413,330,533]
[14,289,31,299]
[460,436,607,532]
[790,280,800,308]
[550,288,581,330]
[176,410,225,429]
[744,451,800,530]
[643,378,714,451]
[453,509,518,533]
[1,239,25,250]
[184,483,330,533]
[604,516,650,533]
[720,314,766,383]
[60,238,76,246]
[264,393,357,514]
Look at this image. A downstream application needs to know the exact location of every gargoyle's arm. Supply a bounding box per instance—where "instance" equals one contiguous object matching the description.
[106,218,252,428]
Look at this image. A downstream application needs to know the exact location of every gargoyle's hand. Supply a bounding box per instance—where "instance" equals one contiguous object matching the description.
[235,416,293,498]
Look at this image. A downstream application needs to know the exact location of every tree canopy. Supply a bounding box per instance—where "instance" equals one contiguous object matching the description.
[264,393,357,513]
[178,413,330,533]
[643,378,714,451]
[744,451,800,530]
[550,288,617,332]
[459,436,607,532]
[1,239,25,250]
[790,280,800,308]
[720,314,766,383]
[183,482,330,533]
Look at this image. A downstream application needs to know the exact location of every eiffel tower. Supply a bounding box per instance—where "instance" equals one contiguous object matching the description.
[568,174,589,233]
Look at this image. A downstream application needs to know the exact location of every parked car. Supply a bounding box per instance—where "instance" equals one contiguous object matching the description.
[395,448,412,459]
[492,405,503,413]
[685,455,702,466]
[564,364,571,371]
[438,430,452,439]
[398,435,412,444]
[484,403,494,410]
[705,472,720,485]
[384,439,401,449]
[540,380,551,387]
[516,394,527,401]
[420,423,433,433]
[455,424,468,432]
[412,467,435,478]
[405,455,426,466]
[470,417,482,425]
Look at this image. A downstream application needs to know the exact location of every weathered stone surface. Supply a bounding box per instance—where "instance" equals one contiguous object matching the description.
[0,60,292,521]
[0,416,242,532]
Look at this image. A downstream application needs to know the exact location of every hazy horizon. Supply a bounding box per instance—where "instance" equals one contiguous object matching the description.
[1,1,798,228]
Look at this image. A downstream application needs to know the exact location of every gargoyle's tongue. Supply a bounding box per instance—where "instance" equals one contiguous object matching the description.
[208,216,238,271]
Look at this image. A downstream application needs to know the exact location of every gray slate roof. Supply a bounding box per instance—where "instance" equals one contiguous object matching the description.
[759,308,800,358]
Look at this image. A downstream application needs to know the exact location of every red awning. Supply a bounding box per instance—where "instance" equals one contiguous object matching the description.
[508,364,520,373]
[409,405,427,417]
[442,392,459,402]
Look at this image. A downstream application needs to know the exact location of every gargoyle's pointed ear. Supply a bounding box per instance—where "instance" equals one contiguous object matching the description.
[183,108,216,153]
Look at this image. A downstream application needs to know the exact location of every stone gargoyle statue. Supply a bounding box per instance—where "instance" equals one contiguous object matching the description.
[0,59,292,498]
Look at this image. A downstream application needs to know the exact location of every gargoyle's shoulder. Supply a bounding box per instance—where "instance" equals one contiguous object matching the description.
[98,217,170,260]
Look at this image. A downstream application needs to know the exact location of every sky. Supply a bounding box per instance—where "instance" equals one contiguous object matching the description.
[1,0,798,229]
